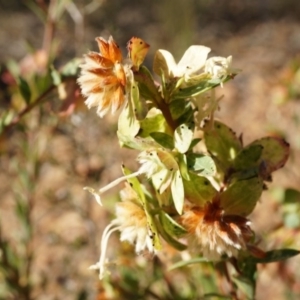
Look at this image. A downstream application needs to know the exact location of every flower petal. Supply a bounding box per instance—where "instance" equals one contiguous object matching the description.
[84,186,102,205]
[108,36,123,63]
[177,45,211,76]
[153,49,177,78]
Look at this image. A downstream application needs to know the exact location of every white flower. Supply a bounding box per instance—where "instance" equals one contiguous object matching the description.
[153,46,211,80]
[84,148,183,217]
[137,149,185,214]
[205,56,232,80]
[90,183,155,279]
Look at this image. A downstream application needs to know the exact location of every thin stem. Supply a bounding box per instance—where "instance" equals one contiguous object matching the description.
[1,84,56,137]
[156,100,179,132]
[98,171,142,194]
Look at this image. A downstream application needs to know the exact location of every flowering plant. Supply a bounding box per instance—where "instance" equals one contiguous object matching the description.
[78,36,296,297]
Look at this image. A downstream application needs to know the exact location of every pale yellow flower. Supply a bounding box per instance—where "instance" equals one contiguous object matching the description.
[78,36,130,117]
[180,201,253,260]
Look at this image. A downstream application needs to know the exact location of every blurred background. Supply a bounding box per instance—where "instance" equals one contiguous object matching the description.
[0,0,300,299]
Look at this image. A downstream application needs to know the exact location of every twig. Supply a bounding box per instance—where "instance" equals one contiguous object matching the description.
[1,84,56,136]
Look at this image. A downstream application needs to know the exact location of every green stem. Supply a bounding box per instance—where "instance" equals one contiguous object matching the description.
[133,69,179,132]
[156,100,178,132]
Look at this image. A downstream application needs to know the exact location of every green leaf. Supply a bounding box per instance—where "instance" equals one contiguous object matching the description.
[189,138,201,150]
[187,153,216,176]
[204,121,242,170]
[0,110,14,130]
[171,170,184,214]
[18,76,31,104]
[174,78,219,99]
[178,153,190,180]
[233,144,263,170]
[280,188,300,228]
[284,212,300,228]
[159,211,187,237]
[122,166,161,250]
[50,66,61,86]
[117,100,140,139]
[150,132,174,149]
[61,58,81,77]
[202,294,232,300]
[156,221,187,251]
[169,98,192,120]
[134,65,162,103]
[174,123,194,153]
[282,188,300,204]
[249,137,290,174]
[156,212,187,251]
[117,132,157,150]
[152,168,172,194]
[168,257,208,270]
[183,172,218,206]
[232,276,255,300]
[139,108,171,138]
[220,176,263,216]
[34,72,52,92]
[250,249,300,263]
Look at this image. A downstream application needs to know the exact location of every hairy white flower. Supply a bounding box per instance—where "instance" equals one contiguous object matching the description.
[90,184,155,280]
[205,56,232,80]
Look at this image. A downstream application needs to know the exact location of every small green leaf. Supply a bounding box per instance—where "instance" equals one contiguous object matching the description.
[168,257,208,270]
[134,65,162,103]
[220,176,263,216]
[139,108,171,138]
[152,168,172,194]
[156,223,187,251]
[183,172,217,206]
[178,153,190,180]
[187,153,216,176]
[284,212,300,228]
[117,132,158,150]
[282,188,300,204]
[189,138,201,150]
[117,101,140,139]
[169,98,192,120]
[174,123,194,153]
[150,132,174,149]
[174,79,217,99]
[249,137,290,174]
[250,249,300,263]
[18,76,31,104]
[171,170,184,214]
[0,110,14,128]
[50,66,61,86]
[233,144,263,170]
[159,211,187,237]
[204,121,242,170]
[231,276,255,300]
[202,294,232,300]
[61,58,81,77]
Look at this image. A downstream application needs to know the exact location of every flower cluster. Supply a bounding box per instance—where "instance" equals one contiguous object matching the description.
[77,35,290,280]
